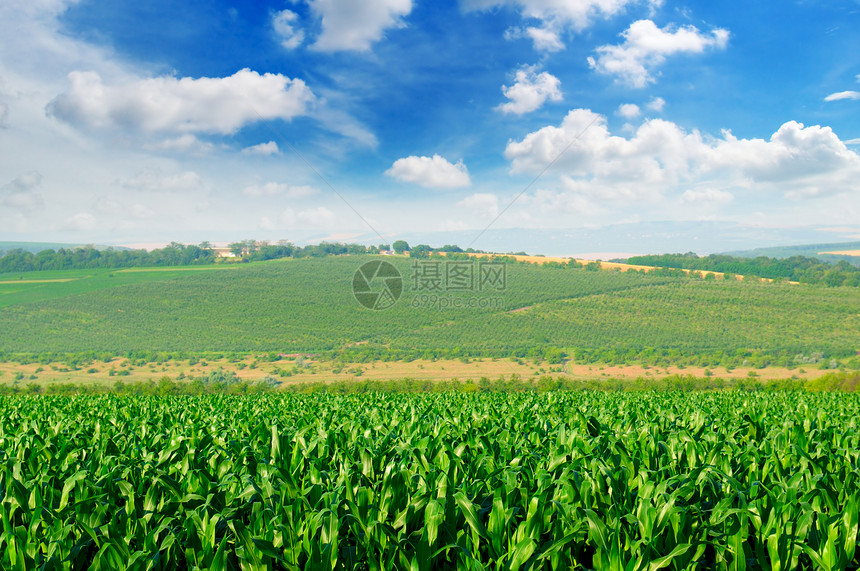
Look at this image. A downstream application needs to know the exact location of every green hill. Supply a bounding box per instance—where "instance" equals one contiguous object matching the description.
[1,255,858,368]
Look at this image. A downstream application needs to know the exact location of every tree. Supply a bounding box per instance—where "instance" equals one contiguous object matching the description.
[409,244,432,258]
[392,240,409,254]
[228,242,246,257]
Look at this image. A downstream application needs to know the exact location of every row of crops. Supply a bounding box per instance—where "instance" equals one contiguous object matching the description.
[1,392,859,569]
[3,256,860,366]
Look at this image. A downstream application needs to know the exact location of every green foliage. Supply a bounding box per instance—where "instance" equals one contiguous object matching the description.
[1,391,859,568]
[0,242,217,273]
[408,244,432,258]
[628,252,860,286]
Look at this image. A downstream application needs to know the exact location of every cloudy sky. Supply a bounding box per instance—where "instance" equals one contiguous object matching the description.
[1,0,859,250]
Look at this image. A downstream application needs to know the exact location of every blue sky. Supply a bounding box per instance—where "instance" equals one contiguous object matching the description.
[1,0,859,252]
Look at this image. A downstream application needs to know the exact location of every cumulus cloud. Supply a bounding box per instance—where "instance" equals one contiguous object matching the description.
[242,141,280,155]
[385,154,472,188]
[242,182,317,198]
[646,96,665,112]
[273,9,304,49]
[588,19,729,87]
[465,0,662,51]
[308,0,412,52]
[505,109,860,204]
[47,68,315,134]
[617,103,640,119]
[496,66,562,114]
[825,91,860,102]
[504,26,564,52]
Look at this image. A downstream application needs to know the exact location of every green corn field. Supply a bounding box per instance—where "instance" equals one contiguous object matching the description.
[1,391,859,570]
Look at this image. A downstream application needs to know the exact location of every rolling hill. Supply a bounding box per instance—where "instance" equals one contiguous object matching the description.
[1,255,858,368]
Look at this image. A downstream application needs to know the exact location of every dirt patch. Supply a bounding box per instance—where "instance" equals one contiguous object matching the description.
[507,305,534,313]
[0,356,831,389]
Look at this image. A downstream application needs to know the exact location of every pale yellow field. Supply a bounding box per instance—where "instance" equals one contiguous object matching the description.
[0,278,76,284]
[462,252,738,279]
[820,250,860,256]
[115,266,242,273]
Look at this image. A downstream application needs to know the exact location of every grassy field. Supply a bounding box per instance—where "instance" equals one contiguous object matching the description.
[1,255,859,369]
[0,265,242,308]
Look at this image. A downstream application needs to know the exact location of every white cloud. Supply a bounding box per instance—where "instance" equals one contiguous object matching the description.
[825,91,860,102]
[524,26,565,52]
[385,154,472,188]
[588,19,729,87]
[458,193,500,218]
[242,182,317,198]
[617,103,640,119]
[680,188,733,205]
[145,134,216,154]
[47,68,315,134]
[465,0,663,51]
[308,0,413,52]
[0,102,8,127]
[242,141,280,155]
[505,26,565,52]
[273,9,304,49]
[496,66,562,115]
[118,169,203,193]
[646,96,665,112]
[505,109,860,204]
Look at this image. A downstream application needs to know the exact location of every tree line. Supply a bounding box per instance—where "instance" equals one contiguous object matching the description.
[0,239,495,273]
[0,242,218,273]
[626,252,860,287]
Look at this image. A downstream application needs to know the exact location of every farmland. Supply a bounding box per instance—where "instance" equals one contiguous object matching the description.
[2,391,859,569]
[3,253,860,568]
[1,255,859,370]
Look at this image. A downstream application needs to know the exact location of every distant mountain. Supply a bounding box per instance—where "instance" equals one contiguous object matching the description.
[0,241,129,255]
[723,241,860,265]
[348,221,858,259]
